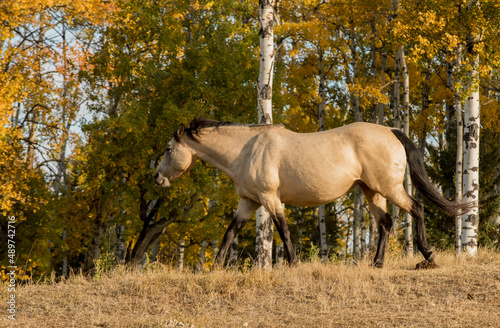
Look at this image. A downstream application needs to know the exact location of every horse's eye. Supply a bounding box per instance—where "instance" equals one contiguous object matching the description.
[165,147,172,153]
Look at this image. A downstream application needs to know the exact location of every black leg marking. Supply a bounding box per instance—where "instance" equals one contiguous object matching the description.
[373,213,393,268]
[271,213,297,265]
[214,216,249,267]
[410,197,434,262]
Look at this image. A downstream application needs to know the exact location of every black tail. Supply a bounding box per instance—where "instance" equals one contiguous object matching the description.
[391,129,474,216]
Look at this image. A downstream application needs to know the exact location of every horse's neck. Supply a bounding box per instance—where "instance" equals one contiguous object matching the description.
[186,127,260,176]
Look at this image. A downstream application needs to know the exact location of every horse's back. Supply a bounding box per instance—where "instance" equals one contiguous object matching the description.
[253,123,407,206]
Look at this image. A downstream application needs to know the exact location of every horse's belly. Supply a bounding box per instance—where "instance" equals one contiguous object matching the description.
[279,175,356,207]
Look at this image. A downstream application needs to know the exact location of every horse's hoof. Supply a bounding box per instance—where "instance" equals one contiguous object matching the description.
[415,260,439,270]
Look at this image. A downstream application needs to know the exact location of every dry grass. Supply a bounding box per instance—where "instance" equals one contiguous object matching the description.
[2,250,500,328]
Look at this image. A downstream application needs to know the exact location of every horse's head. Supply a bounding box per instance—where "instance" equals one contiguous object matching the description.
[154,124,195,187]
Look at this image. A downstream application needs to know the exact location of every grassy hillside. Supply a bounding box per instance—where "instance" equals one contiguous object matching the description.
[2,250,500,327]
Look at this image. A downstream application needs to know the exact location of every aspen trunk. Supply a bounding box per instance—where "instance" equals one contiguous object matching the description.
[211,240,219,258]
[419,62,431,157]
[84,193,106,272]
[229,237,239,267]
[177,237,185,271]
[197,240,208,272]
[368,212,376,253]
[400,47,413,256]
[378,51,388,125]
[391,48,402,229]
[275,243,284,266]
[347,30,363,261]
[393,48,402,131]
[455,44,464,253]
[151,239,160,262]
[461,50,480,256]
[317,44,328,262]
[255,0,276,269]
[360,216,366,259]
[369,24,380,251]
[115,224,127,264]
[353,186,362,260]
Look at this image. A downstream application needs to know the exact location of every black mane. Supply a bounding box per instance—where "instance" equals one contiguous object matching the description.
[175,117,272,142]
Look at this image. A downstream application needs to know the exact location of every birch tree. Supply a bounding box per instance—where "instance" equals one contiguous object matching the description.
[461,1,481,255]
[348,29,363,260]
[317,44,328,261]
[177,237,185,270]
[255,0,277,269]
[401,47,413,256]
[391,0,401,231]
[455,43,464,253]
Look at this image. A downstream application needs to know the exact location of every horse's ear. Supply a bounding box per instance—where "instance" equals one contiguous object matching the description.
[173,123,185,143]
[177,123,185,136]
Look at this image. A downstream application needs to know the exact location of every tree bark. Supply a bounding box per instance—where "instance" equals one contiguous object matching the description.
[419,61,431,157]
[393,48,402,131]
[255,0,276,269]
[177,237,185,271]
[391,47,402,229]
[84,193,106,272]
[378,51,388,125]
[275,242,284,266]
[197,240,208,272]
[401,47,413,257]
[115,223,127,264]
[461,32,480,256]
[125,197,173,265]
[317,44,328,262]
[229,237,239,267]
[346,29,363,261]
[455,43,464,253]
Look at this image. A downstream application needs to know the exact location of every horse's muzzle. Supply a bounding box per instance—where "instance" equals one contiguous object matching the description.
[154,172,171,187]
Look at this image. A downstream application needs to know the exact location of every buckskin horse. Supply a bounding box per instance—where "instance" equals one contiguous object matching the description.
[154,118,472,268]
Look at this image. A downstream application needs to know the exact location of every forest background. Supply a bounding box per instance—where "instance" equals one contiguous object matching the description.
[1,0,500,280]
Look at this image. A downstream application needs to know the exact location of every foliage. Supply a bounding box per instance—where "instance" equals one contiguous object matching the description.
[0,0,499,278]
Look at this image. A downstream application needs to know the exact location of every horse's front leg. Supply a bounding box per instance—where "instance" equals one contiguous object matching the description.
[260,194,297,265]
[213,197,261,268]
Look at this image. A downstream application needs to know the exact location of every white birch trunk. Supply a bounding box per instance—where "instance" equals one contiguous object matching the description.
[360,216,367,259]
[353,186,362,260]
[115,223,127,264]
[317,44,328,262]
[211,239,219,256]
[177,237,185,271]
[392,48,401,229]
[461,53,480,256]
[393,49,402,131]
[348,31,363,261]
[378,51,387,125]
[255,0,275,269]
[455,44,464,253]
[461,1,481,255]
[401,47,413,257]
[275,243,284,267]
[151,239,160,262]
[197,240,208,272]
[390,0,402,231]
[229,237,239,267]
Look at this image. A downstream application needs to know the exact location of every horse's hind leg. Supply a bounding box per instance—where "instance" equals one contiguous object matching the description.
[259,194,297,265]
[214,197,261,268]
[359,185,392,268]
[385,185,434,262]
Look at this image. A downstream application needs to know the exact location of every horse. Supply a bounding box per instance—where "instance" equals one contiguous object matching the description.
[154,118,473,268]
